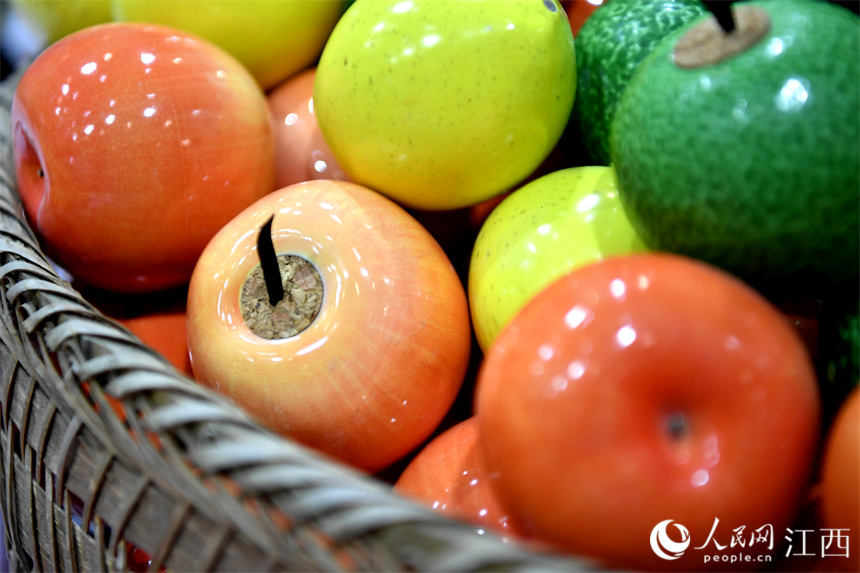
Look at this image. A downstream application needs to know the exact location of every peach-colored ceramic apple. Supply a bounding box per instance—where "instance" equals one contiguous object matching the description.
[186,179,472,472]
[267,67,349,189]
[11,23,275,293]
[394,417,527,540]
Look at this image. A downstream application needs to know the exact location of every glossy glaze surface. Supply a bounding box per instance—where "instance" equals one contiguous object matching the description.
[476,253,820,571]
[469,166,648,352]
[563,0,603,36]
[314,0,576,210]
[267,68,350,189]
[12,23,275,292]
[187,180,471,472]
[819,387,860,572]
[394,417,526,540]
[572,0,706,165]
[611,0,860,296]
[112,0,344,89]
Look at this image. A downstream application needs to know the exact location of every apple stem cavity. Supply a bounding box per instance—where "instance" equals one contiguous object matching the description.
[673,5,770,69]
[258,214,285,307]
[666,411,688,441]
[241,254,324,340]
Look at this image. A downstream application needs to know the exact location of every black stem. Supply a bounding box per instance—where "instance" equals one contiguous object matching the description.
[258,214,284,307]
[710,1,736,33]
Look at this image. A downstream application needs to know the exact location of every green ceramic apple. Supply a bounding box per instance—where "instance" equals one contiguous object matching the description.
[11,0,112,45]
[314,0,577,210]
[611,0,860,298]
[469,166,648,352]
[111,0,345,90]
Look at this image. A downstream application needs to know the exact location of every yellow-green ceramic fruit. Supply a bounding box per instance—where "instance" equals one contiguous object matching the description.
[469,166,648,352]
[111,0,344,90]
[612,0,860,298]
[12,0,112,45]
[314,0,577,211]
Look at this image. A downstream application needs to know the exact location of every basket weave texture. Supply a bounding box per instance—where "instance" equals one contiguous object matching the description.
[0,73,597,572]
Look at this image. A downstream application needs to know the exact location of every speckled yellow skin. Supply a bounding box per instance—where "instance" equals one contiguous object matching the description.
[314,0,576,210]
[112,0,344,89]
[469,166,648,352]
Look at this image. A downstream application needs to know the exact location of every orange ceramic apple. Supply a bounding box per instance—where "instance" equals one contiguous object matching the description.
[267,67,349,189]
[11,23,275,293]
[187,180,472,472]
[120,307,194,378]
[394,417,526,540]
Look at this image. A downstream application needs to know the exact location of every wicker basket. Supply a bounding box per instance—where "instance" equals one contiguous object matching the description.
[0,66,602,571]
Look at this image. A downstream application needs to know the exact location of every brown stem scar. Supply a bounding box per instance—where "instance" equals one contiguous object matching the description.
[241,255,323,340]
[673,6,770,69]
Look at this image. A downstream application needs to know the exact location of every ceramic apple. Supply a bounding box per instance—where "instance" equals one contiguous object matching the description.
[187,180,472,473]
[11,0,113,45]
[111,0,345,90]
[563,0,604,36]
[394,417,527,540]
[81,286,194,377]
[469,166,648,352]
[11,23,275,293]
[476,253,821,571]
[267,67,349,189]
[314,0,577,210]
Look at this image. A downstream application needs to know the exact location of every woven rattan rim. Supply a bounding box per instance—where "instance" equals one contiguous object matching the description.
[0,71,598,572]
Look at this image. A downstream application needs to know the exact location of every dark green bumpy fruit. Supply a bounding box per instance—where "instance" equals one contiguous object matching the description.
[572,0,706,165]
[611,0,860,297]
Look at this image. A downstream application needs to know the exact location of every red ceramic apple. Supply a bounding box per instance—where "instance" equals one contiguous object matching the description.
[476,253,821,571]
[11,22,275,293]
[563,0,604,36]
[267,67,349,189]
[119,307,193,378]
[394,417,526,540]
[819,387,860,572]
[82,285,194,377]
[187,180,472,472]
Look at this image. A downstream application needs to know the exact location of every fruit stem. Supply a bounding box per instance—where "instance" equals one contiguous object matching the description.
[257,214,284,307]
[710,2,735,33]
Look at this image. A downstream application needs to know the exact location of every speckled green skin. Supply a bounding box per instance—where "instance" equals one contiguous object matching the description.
[823,297,859,389]
[611,0,860,297]
[314,0,576,210]
[572,0,706,165]
[818,293,859,419]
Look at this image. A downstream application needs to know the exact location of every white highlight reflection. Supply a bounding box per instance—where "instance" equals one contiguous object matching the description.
[776,77,809,112]
[691,469,709,487]
[565,306,589,329]
[610,279,626,299]
[616,325,636,348]
[393,0,413,13]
